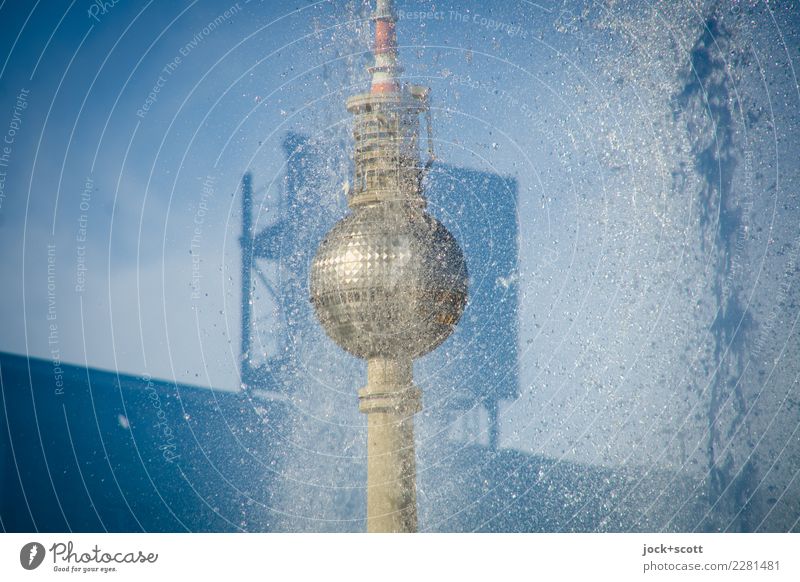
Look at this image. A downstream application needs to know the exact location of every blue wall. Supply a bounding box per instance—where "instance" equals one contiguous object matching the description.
[0,352,287,532]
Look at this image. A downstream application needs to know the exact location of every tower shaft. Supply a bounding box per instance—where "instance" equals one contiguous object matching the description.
[359,358,421,532]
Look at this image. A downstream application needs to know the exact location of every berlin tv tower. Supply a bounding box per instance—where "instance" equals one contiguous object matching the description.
[309,0,468,532]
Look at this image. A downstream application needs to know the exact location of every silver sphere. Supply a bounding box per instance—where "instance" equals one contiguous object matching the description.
[310,203,468,360]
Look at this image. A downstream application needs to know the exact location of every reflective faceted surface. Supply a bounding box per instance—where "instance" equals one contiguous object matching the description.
[310,203,468,359]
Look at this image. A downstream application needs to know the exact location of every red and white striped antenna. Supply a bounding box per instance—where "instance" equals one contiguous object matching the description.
[369,0,401,94]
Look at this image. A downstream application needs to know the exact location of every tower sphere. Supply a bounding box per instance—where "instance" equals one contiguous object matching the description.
[310,203,467,360]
